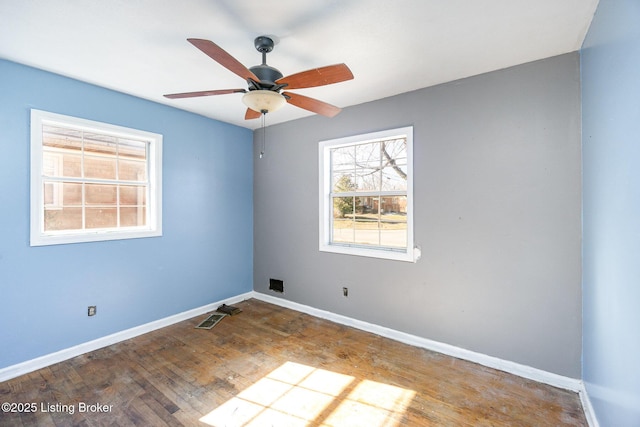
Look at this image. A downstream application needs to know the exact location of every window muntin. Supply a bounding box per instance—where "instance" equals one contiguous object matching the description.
[31,110,162,246]
[319,126,415,262]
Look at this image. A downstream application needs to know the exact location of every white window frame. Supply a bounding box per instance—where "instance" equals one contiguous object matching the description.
[319,126,416,262]
[30,109,163,246]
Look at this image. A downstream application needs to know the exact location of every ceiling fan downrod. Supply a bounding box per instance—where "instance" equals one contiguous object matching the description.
[254,36,274,62]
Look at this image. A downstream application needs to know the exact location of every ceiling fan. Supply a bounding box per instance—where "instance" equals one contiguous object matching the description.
[164,36,354,120]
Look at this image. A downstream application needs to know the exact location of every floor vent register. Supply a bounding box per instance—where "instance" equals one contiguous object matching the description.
[195,304,242,329]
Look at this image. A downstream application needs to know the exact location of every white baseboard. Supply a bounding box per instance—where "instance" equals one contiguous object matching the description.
[1,289,599,427]
[0,292,253,383]
[251,291,583,392]
[578,384,601,427]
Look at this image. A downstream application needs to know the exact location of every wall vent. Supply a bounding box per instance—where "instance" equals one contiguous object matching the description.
[269,278,284,293]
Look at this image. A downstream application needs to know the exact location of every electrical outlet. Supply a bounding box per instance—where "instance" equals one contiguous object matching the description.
[88,306,97,316]
[343,287,348,297]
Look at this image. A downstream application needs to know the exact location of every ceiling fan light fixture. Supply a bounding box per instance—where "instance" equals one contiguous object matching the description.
[242,90,286,113]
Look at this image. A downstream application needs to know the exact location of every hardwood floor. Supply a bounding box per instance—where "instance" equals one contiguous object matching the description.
[0,299,587,426]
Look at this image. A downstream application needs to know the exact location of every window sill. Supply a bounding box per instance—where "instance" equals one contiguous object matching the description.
[319,243,420,263]
[30,228,162,247]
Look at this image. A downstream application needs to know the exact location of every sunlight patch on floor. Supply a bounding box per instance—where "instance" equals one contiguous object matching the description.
[200,361,415,427]
[322,379,416,427]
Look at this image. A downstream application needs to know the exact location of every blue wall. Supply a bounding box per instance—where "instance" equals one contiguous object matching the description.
[581,0,640,425]
[0,59,253,369]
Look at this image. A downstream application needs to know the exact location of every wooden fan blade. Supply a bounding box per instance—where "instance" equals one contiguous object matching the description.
[164,89,246,99]
[245,108,262,120]
[283,92,341,117]
[276,64,353,89]
[187,38,259,82]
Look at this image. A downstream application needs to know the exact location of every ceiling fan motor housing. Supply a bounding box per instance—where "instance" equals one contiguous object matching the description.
[248,64,283,88]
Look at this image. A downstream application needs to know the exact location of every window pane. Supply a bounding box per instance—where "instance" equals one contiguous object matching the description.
[85,184,117,206]
[119,138,147,159]
[354,196,380,245]
[333,196,354,219]
[119,185,146,206]
[84,133,117,155]
[381,139,407,191]
[63,182,83,206]
[86,208,117,229]
[83,133,117,179]
[381,165,407,191]
[332,221,354,244]
[42,128,82,178]
[62,153,82,178]
[44,183,54,206]
[332,197,354,244]
[380,196,407,215]
[43,125,83,151]
[119,139,147,180]
[355,196,378,215]
[382,138,407,158]
[332,173,357,193]
[380,196,407,248]
[353,219,379,246]
[43,182,59,207]
[120,207,146,227]
[354,142,381,191]
[42,152,62,178]
[331,146,354,172]
[84,155,117,179]
[380,225,407,248]
[118,159,146,181]
[43,181,82,207]
[44,207,82,231]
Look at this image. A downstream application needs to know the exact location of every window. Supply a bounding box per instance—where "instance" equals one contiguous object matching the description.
[319,126,416,262]
[30,109,162,246]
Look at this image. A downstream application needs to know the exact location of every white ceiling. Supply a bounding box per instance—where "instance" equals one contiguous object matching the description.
[0,0,598,130]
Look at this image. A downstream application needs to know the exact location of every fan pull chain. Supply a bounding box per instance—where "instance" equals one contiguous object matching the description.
[259,110,267,159]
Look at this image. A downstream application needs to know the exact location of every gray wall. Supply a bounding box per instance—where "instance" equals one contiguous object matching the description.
[254,53,582,378]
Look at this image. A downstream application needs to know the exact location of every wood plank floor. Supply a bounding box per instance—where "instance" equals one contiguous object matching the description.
[0,299,587,426]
